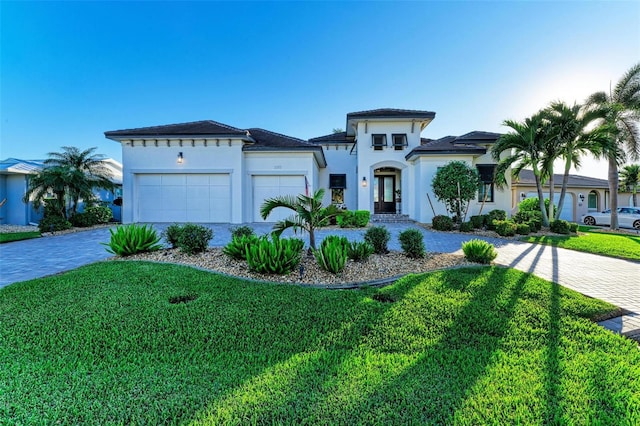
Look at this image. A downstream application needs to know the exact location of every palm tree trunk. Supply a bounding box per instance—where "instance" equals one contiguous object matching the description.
[309,227,316,250]
[534,171,550,226]
[555,159,571,220]
[608,156,619,229]
[547,169,555,222]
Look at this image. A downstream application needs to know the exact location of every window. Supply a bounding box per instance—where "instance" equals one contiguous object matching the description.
[372,134,387,150]
[588,191,597,209]
[476,165,495,202]
[392,134,408,150]
[329,174,346,189]
[331,189,344,204]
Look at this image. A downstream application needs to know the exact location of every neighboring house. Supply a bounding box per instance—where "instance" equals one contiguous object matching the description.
[0,157,123,225]
[105,108,510,224]
[512,170,634,222]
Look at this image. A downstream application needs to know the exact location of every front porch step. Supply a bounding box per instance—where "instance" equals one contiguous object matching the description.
[370,214,414,223]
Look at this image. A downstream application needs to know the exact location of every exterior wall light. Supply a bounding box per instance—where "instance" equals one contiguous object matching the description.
[579,193,585,202]
[361,177,367,187]
[177,152,183,164]
[520,192,526,200]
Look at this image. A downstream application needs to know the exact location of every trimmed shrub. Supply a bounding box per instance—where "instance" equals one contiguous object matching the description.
[230,225,255,239]
[354,210,370,227]
[38,215,72,233]
[470,215,485,229]
[246,235,304,275]
[518,197,552,213]
[85,205,113,224]
[432,215,454,231]
[487,209,507,230]
[528,219,541,233]
[494,220,517,237]
[319,205,342,226]
[347,241,374,262]
[459,221,474,232]
[398,228,425,258]
[69,212,95,228]
[364,225,391,254]
[102,224,162,256]
[337,210,370,228]
[550,219,571,235]
[162,223,184,249]
[569,222,579,233]
[462,239,497,264]
[176,224,213,255]
[314,236,349,273]
[223,234,258,260]
[516,223,531,235]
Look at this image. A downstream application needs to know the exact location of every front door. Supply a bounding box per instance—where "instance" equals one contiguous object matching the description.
[374,175,396,213]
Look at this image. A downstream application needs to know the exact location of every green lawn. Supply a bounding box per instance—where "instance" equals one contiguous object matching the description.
[1,262,638,424]
[521,230,640,261]
[0,231,41,244]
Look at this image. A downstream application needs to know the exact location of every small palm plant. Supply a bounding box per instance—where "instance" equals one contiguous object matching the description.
[260,188,335,250]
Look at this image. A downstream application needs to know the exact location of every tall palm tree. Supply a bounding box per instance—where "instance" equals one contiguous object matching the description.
[620,164,640,206]
[23,166,71,218]
[585,63,640,229]
[543,101,612,219]
[492,112,553,226]
[45,146,114,215]
[260,188,335,250]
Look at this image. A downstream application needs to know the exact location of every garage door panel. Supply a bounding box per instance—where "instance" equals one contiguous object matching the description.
[137,173,230,223]
[253,175,305,222]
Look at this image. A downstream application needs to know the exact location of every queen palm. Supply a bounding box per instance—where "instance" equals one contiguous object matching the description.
[586,63,640,229]
[260,188,335,250]
[492,112,553,226]
[44,146,114,215]
[620,164,640,206]
[543,101,612,219]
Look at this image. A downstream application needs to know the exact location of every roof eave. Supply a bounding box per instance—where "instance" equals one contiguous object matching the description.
[105,133,255,143]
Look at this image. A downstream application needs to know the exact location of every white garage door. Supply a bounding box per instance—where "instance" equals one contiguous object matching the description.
[527,192,574,221]
[253,175,305,222]
[137,174,231,222]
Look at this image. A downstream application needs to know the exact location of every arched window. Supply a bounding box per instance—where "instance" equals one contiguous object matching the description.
[588,191,598,210]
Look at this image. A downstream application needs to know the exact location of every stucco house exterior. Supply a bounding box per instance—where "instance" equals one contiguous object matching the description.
[0,157,123,225]
[105,108,511,224]
[512,170,635,222]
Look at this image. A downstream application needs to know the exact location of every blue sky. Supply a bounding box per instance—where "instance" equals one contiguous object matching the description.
[2,1,639,178]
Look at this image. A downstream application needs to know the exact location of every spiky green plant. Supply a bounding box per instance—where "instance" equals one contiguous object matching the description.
[102,224,162,256]
[461,239,497,264]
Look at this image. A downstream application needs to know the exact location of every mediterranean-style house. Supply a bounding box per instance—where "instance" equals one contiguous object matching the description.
[0,157,123,225]
[105,108,512,224]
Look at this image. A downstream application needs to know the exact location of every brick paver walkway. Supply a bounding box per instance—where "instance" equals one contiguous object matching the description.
[1,223,638,337]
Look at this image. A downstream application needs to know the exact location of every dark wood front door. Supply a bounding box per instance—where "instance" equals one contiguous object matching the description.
[374,175,395,213]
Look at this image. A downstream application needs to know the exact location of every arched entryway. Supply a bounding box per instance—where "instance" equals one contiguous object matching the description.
[373,167,400,214]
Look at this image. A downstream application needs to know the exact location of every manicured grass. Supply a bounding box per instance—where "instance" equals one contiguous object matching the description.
[0,231,41,244]
[1,262,638,424]
[521,231,640,261]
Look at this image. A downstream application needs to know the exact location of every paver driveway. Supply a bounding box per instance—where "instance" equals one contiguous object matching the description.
[1,223,638,334]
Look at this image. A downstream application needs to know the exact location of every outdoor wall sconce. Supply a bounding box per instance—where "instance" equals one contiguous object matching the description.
[579,193,585,202]
[361,177,367,187]
[520,192,526,200]
[177,152,183,164]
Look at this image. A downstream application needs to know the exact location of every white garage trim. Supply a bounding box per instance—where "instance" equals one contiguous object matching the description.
[135,173,231,223]
[251,174,306,222]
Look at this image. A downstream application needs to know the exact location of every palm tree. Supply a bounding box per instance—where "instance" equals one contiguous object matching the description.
[585,63,640,229]
[260,188,335,250]
[44,146,114,215]
[492,112,553,226]
[23,166,71,218]
[543,101,612,219]
[620,164,640,206]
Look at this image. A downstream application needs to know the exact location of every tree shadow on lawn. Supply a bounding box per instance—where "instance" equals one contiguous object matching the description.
[188,266,536,424]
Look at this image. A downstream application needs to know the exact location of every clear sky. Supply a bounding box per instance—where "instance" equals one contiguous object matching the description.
[2,1,639,178]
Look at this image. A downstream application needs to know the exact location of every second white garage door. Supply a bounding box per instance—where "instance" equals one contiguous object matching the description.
[137,174,231,223]
[252,175,305,222]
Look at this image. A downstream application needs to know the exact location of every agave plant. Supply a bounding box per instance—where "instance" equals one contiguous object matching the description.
[102,224,162,256]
